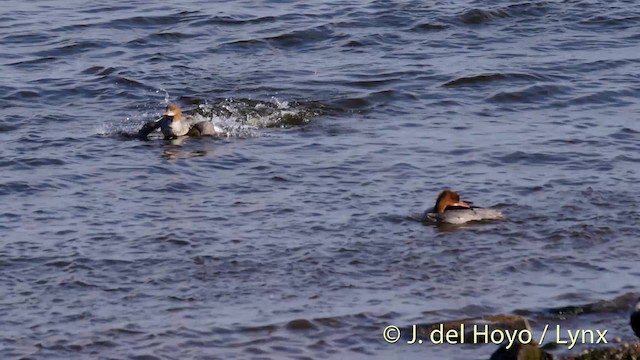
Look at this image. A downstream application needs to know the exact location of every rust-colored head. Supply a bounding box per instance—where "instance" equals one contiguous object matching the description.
[163,103,182,121]
[434,190,471,214]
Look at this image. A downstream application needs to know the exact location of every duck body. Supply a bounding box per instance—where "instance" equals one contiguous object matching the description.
[422,190,504,225]
[423,208,505,225]
[137,103,224,140]
[158,116,190,138]
[188,120,223,137]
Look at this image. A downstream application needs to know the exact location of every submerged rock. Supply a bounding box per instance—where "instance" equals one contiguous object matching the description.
[412,314,531,344]
[546,293,639,317]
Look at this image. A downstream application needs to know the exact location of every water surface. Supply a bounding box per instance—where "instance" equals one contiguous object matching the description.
[1,0,640,359]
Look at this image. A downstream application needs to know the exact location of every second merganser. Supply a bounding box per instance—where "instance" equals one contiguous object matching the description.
[422,190,504,225]
[138,103,223,140]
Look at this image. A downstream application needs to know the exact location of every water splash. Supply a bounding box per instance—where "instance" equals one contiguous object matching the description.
[156,88,171,105]
[199,97,320,129]
[100,97,322,139]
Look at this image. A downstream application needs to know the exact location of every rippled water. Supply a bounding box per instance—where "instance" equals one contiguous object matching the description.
[2,0,640,359]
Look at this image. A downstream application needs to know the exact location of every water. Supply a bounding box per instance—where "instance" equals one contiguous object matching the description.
[1,1,640,359]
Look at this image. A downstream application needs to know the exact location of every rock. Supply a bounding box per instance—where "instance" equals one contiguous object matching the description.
[562,343,640,360]
[490,342,554,360]
[631,298,640,339]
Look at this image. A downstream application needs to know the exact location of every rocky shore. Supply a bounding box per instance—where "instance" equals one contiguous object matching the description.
[407,292,640,360]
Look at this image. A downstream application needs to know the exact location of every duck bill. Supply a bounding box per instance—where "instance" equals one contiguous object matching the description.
[163,111,175,117]
[451,201,471,209]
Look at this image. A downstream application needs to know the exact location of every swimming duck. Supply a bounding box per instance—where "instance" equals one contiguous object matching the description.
[631,298,640,339]
[137,103,223,140]
[422,190,504,224]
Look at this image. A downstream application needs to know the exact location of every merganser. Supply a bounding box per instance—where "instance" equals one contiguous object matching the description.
[137,103,223,140]
[422,190,504,224]
[631,298,640,339]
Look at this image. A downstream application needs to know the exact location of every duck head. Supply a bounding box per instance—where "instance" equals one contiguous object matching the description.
[434,190,472,214]
[163,103,182,122]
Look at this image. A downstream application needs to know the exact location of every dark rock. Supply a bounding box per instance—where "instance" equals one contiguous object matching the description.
[631,298,640,339]
[563,343,640,360]
[490,342,554,360]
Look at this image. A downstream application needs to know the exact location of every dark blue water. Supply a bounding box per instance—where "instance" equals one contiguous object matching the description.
[2,1,640,359]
